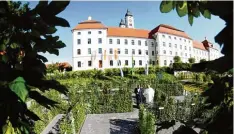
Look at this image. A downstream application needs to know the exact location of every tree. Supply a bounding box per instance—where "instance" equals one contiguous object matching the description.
[200,59,206,63]
[0,1,70,133]
[160,1,233,134]
[47,62,59,74]
[174,56,182,63]
[188,57,195,64]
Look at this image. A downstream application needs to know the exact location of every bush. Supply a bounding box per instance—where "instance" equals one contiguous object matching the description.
[173,63,192,71]
[139,104,156,134]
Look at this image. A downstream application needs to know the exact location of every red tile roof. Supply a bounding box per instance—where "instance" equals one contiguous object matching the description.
[73,20,106,30]
[107,27,151,39]
[149,24,192,39]
[193,40,207,50]
[73,19,192,40]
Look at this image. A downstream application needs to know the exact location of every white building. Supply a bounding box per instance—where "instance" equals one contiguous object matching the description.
[72,10,223,71]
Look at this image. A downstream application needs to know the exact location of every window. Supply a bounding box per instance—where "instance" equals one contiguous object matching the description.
[131,40,134,45]
[77,39,81,44]
[110,60,113,66]
[189,47,191,51]
[175,44,177,48]
[88,61,92,67]
[175,52,178,56]
[170,51,172,55]
[180,38,182,40]
[174,37,176,40]
[152,61,155,65]
[146,50,148,55]
[152,51,155,56]
[139,60,142,66]
[169,36,171,39]
[185,53,187,57]
[184,39,186,42]
[164,60,167,66]
[88,31,91,34]
[138,40,141,46]
[155,42,158,47]
[118,48,121,54]
[132,49,135,55]
[180,45,182,49]
[78,32,81,35]
[145,41,148,46]
[98,31,102,34]
[117,39,120,44]
[98,38,102,44]
[109,39,113,44]
[162,35,165,38]
[181,52,183,56]
[88,48,91,54]
[109,48,113,54]
[163,42,166,47]
[88,38,91,44]
[138,49,142,55]
[170,60,173,65]
[169,43,171,47]
[125,60,128,66]
[77,49,81,55]
[185,46,187,50]
[125,39,128,45]
[163,50,166,54]
[98,48,102,54]
[125,49,128,54]
[78,61,81,67]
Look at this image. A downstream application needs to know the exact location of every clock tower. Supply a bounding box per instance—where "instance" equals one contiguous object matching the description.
[125,9,134,28]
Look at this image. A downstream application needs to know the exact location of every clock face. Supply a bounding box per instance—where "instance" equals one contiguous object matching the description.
[129,19,132,22]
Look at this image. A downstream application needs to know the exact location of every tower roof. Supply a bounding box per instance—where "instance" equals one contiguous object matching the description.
[73,17,106,30]
[119,19,125,25]
[125,9,133,17]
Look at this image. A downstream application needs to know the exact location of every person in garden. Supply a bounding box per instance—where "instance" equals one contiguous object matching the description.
[143,85,155,105]
[135,85,143,108]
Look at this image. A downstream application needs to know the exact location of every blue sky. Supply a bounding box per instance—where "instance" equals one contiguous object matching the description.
[28,1,225,64]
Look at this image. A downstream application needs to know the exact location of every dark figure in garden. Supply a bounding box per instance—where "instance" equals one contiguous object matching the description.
[134,85,143,108]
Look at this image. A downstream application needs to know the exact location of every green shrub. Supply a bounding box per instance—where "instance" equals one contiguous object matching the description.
[139,104,156,134]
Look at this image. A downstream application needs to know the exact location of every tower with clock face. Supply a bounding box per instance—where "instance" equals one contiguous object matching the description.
[125,9,134,28]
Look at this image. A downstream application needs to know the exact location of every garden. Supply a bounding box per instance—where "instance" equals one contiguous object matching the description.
[29,66,190,133]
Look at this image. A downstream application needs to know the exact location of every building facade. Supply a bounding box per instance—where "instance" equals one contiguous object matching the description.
[72,10,223,71]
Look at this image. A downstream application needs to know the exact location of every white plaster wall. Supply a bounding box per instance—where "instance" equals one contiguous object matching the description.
[155,33,193,66]
[73,28,107,71]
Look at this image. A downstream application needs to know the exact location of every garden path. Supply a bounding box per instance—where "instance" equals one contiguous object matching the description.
[79,93,139,134]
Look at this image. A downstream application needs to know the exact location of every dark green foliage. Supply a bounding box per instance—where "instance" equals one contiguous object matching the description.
[173,63,192,71]
[188,58,195,64]
[200,59,206,63]
[0,1,70,133]
[173,56,182,63]
[160,1,233,133]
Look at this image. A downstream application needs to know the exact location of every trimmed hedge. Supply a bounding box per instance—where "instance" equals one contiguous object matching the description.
[46,66,170,80]
[173,63,192,71]
[139,104,156,134]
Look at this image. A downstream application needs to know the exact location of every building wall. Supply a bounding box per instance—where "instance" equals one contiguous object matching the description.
[72,30,222,71]
[73,28,107,71]
[155,33,193,66]
[193,48,209,62]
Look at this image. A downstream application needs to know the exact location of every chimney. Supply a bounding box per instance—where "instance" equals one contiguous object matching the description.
[88,16,92,20]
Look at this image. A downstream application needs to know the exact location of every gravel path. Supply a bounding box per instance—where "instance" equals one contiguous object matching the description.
[80,93,139,134]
